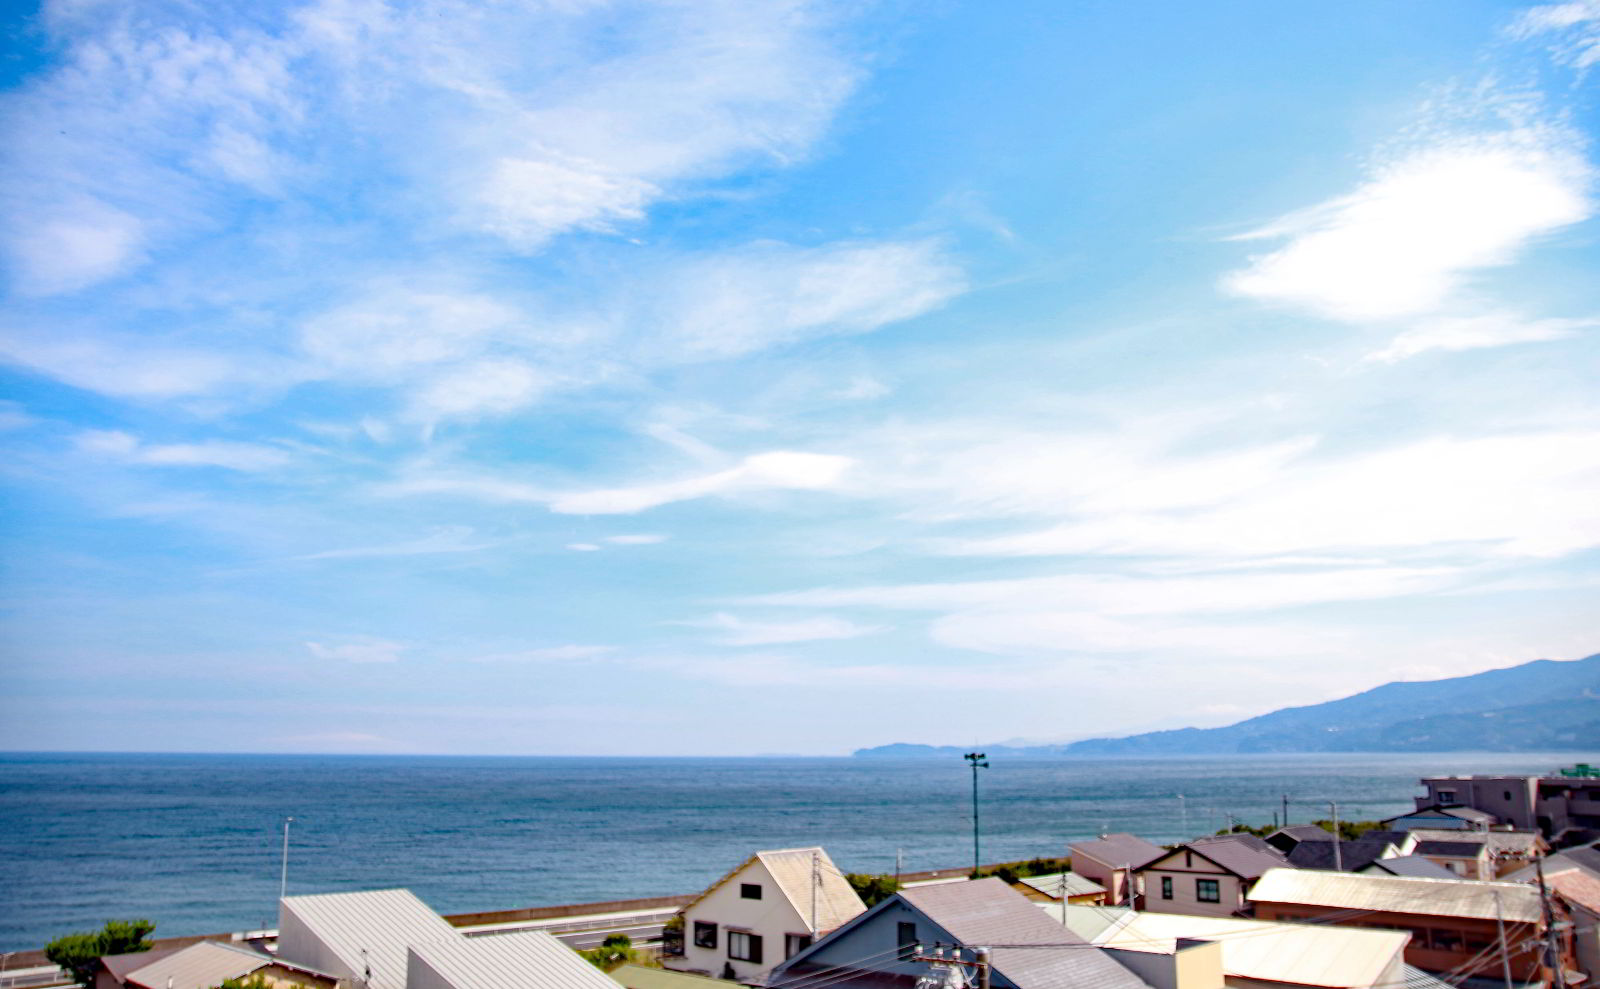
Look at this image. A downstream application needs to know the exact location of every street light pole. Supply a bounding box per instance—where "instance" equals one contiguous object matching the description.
[280,816,295,901]
[964,752,988,878]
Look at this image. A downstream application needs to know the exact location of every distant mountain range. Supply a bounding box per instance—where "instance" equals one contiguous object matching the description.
[854,653,1600,757]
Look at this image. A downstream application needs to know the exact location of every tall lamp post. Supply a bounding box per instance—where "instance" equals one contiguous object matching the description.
[964,752,988,878]
[280,816,295,901]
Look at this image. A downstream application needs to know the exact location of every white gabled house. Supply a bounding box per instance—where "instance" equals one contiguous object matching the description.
[669,846,866,984]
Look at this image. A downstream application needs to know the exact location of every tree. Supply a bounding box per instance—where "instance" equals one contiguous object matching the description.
[844,873,900,907]
[579,933,637,972]
[45,919,155,987]
[219,977,274,989]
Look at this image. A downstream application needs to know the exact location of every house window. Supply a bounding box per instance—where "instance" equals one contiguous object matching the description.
[693,921,717,949]
[1438,790,1455,804]
[1160,876,1173,900]
[740,883,762,900]
[728,931,763,963]
[898,921,918,961]
[786,934,812,959]
[1196,879,1220,903]
[1503,791,1512,801]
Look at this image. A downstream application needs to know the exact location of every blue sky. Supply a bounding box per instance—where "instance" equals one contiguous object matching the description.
[1,0,1597,756]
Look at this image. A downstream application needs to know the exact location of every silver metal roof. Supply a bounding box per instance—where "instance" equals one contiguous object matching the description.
[1248,868,1542,922]
[123,941,269,989]
[281,888,458,989]
[408,930,615,989]
[901,878,1153,989]
[1017,871,1106,898]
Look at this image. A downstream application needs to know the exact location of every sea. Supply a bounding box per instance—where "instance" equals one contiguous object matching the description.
[0,750,1589,952]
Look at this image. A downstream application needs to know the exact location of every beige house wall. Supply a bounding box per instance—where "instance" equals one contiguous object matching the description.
[674,858,813,983]
[1142,850,1248,917]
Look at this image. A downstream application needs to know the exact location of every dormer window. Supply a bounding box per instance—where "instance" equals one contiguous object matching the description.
[741,883,762,899]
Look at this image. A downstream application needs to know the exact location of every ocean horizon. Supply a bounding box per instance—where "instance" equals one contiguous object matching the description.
[1,749,1590,952]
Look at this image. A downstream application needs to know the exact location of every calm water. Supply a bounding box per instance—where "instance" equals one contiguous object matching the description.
[0,750,1587,951]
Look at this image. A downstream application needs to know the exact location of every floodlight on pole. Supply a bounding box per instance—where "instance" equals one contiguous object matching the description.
[964,752,988,878]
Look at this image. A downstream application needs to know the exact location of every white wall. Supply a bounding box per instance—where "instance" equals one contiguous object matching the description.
[676,858,811,982]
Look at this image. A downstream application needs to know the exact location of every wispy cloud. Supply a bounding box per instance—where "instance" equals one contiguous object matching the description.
[549,451,854,515]
[74,429,290,471]
[1364,311,1598,362]
[606,533,668,545]
[1223,128,1593,321]
[468,645,614,664]
[1509,0,1600,69]
[296,526,495,561]
[681,611,885,646]
[936,431,1600,561]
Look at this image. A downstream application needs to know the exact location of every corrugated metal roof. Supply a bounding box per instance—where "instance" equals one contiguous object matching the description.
[1162,835,1288,880]
[609,963,730,989]
[281,888,458,989]
[758,847,866,934]
[1082,910,1407,989]
[101,948,182,981]
[124,942,268,989]
[408,930,615,989]
[1248,868,1542,922]
[900,877,1152,989]
[1412,841,1486,858]
[1017,871,1106,899]
[1071,834,1165,871]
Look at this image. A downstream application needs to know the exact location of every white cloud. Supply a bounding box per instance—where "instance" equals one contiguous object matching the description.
[550,450,853,515]
[940,431,1600,561]
[741,564,1455,618]
[683,611,885,646]
[0,333,249,400]
[640,240,967,359]
[1223,130,1593,320]
[1510,0,1600,69]
[410,358,550,423]
[1365,311,1596,362]
[929,610,1334,658]
[476,156,658,250]
[567,542,602,551]
[469,645,614,663]
[606,534,668,545]
[299,291,527,378]
[75,429,291,471]
[305,636,406,663]
[4,197,146,297]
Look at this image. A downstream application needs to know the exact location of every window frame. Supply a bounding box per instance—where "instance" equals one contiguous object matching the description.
[693,920,718,949]
[1195,878,1221,903]
[1160,876,1173,900]
[740,882,762,900]
[785,933,813,959]
[898,921,918,961]
[728,930,763,963]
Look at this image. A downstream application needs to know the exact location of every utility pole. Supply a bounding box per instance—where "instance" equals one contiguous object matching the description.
[1282,794,1289,828]
[1178,794,1187,837]
[1493,889,1514,989]
[964,753,988,878]
[1328,803,1342,872]
[280,816,295,900]
[1536,855,1569,989]
[811,850,820,939]
[896,847,903,889]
